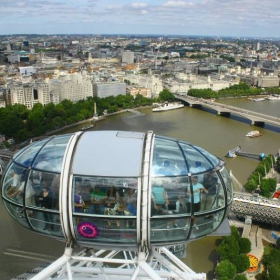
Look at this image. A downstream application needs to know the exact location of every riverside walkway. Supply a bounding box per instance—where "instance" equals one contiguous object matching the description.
[175,94,280,128]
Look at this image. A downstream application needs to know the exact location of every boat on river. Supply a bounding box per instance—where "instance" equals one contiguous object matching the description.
[251,98,265,102]
[266,95,280,100]
[246,130,261,138]
[152,102,184,112]
[80,124,96,131]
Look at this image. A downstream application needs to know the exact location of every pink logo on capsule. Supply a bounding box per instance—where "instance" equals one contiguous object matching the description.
[77,222,99,238]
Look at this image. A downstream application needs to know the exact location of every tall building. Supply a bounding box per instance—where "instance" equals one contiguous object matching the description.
[7,82,51,109]
[7,73,94,109]
[94,82,126,98]
[256,42,260,51]
[126,72,163,97]
[57,73,93,102]
[122,50,134,64]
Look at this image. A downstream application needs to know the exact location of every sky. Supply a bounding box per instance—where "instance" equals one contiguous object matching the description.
[1,0,280,38]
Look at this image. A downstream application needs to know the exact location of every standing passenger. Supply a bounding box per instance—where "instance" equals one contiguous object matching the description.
[124,187,137,227]
[201,172,218,211]
[6,168,22,199]
[38,180,55,231]
[186,176,208,230]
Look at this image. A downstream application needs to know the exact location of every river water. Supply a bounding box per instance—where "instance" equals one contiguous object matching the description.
[1,98,280,279]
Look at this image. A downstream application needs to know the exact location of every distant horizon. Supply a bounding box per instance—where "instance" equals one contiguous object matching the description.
[1,33,279,41]
[0,1,279,39]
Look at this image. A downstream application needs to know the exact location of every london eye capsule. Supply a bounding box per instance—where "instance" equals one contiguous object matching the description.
[1,130,233,251]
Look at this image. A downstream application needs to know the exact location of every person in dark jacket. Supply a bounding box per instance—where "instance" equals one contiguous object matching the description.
[38,180,55,231]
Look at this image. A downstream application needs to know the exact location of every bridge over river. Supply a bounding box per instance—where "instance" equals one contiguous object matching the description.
[231,192,280,226]
[175,94,280,128]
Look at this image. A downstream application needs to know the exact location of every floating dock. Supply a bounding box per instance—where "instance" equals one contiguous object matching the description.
[225,146,265,160]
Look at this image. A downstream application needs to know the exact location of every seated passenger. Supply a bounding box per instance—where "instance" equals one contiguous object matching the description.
[123,187,137,227]
[74,185,85,213]
[89,185,106,214]
[105,185,121,227]
[80,179,93,211]
[105,185,120,213]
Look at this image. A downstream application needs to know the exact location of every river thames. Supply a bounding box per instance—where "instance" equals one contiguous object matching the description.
[1,97,280,279]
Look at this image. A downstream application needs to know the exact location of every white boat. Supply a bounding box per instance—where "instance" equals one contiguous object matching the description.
[251,98,265,102]
[266,95,280,100]
[246,130,261,138]
[152,102,184,112]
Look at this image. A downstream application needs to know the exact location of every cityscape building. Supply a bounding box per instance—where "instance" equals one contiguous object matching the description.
[94,81,126,98]
[6,81,50,109]
[1,34,280,109]
[122,50,135,64]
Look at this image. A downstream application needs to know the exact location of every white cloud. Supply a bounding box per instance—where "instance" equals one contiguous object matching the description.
[131,3,148,9]
[162,0,193,7]
[0,0,279,37]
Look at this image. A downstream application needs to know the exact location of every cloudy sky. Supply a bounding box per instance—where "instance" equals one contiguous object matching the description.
[1,0,279,38]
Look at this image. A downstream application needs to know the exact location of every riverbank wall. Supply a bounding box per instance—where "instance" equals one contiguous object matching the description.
[45,106,151,137]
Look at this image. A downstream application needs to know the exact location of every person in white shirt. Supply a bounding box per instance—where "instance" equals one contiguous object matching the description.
[6,168,22,199]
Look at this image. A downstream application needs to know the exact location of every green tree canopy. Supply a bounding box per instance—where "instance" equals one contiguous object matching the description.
[215,260,237,279]
[234,274,247,280]
[239,237,251,254]
[217,235,240,261]
[158,89,175,102]
[233,253,250,273]
[260,178,277,197]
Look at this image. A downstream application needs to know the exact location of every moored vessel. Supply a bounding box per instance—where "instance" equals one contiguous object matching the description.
[266,95,280,100]
[251,98,265,102]
[152,102,184,112]
[246,130,261,138]
[80,124,95,131]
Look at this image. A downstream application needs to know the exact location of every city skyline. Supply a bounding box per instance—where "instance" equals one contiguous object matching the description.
[1,0,280,38]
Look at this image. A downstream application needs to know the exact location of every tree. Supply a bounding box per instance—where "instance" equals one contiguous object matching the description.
[0,112,25,140]
[234,275,247,280]
[276,156,280,172]
[26,103,46,136]
[260,178,277,197]
[231,226,240,240]
[158,89,175,102]
[216,235,239,261]
[276,238,280,249]
[215,260,236,279]
[239,238,251,254]
[262,246,280,279]
[245,178,258,192]
[233,253,250,273]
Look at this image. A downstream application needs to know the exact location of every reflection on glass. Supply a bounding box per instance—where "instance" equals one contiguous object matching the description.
[3,163,26,203]
[220,167,233,203]
[14,139,49,167]
[152,137,187,176]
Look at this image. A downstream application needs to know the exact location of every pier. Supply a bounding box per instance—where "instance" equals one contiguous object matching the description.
[225,146,265,160]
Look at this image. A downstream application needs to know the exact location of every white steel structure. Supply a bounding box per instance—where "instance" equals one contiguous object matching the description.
[1,130,233,279]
